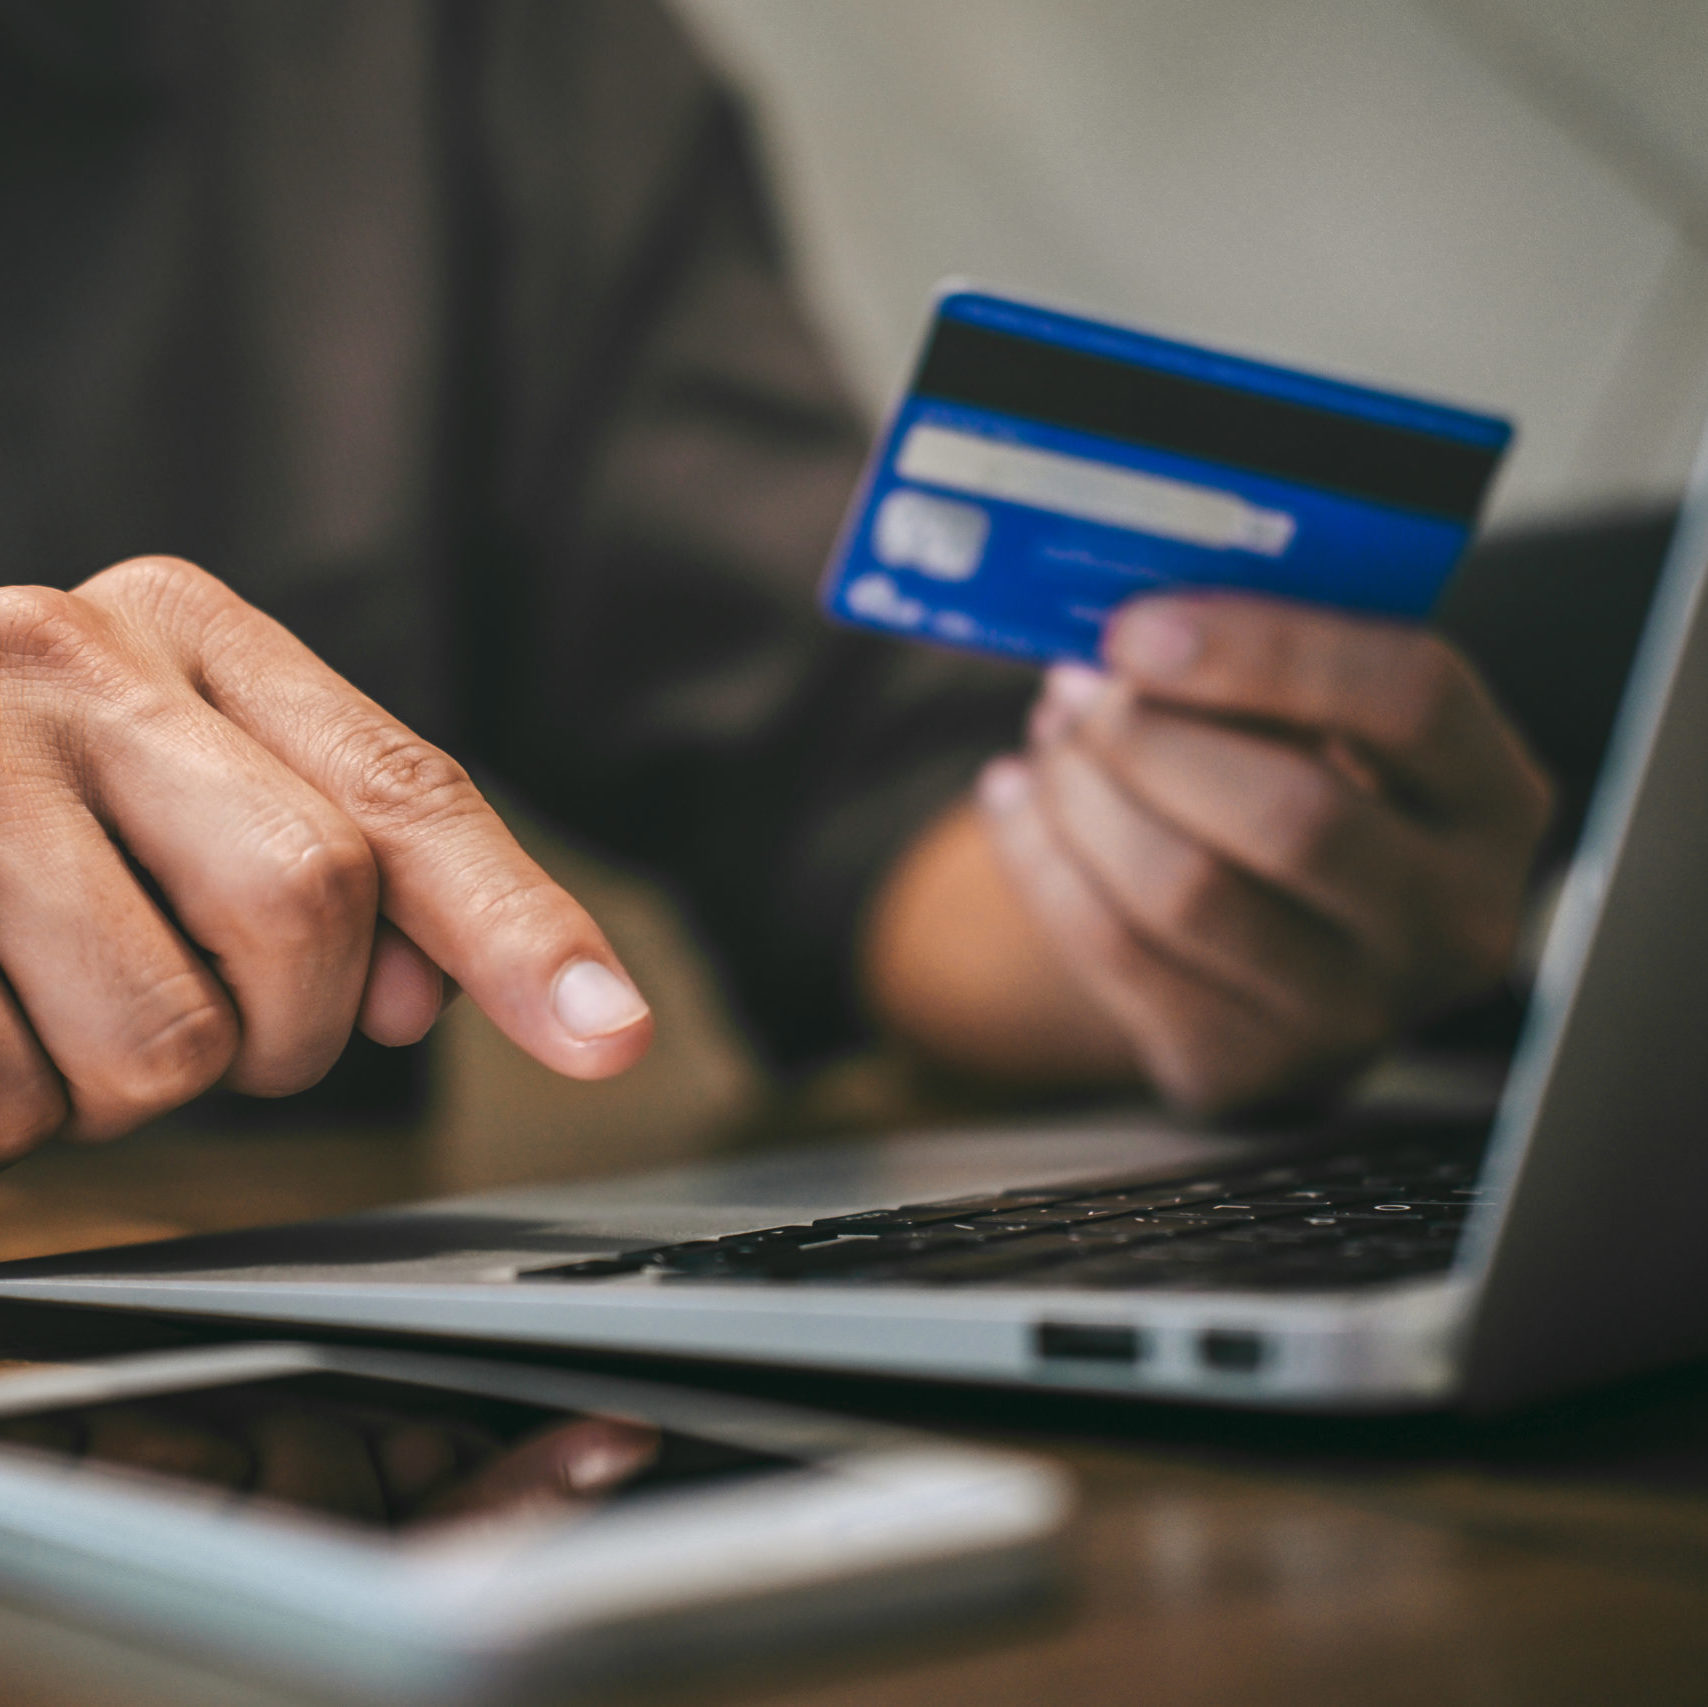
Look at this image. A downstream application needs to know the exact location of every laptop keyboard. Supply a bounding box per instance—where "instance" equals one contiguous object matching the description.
[520,1124,1492,1293]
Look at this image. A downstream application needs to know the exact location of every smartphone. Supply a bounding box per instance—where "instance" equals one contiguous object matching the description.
[822,283,1512,664]
[0,1343,1068,1702]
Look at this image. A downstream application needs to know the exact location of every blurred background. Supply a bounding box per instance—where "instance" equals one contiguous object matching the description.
[675,0,1708,530]
[9,0,1708,1254]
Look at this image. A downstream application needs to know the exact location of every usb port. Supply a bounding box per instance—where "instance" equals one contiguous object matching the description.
[1034,1321,1144,1363]
[1198,1329,1265,1372]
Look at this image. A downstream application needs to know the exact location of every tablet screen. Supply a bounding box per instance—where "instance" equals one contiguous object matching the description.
[0,1370,800,1532]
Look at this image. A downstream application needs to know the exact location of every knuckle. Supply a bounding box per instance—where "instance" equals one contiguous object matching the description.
[1151,847,1230,940]
[1257,762,1352,879]
[1386,636,1465,748]
[1226,601,1317,701]
[0,585,100,675]
[341,727,479,829]
[76,557,236,681]
[252,822,378,942]
[1080,907,1143,980]
[81,554,218,616]
[110,976,238,1116]
[230,1044,346,1103]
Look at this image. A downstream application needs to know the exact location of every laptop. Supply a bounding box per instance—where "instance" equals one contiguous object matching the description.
[4,438,1708,1416]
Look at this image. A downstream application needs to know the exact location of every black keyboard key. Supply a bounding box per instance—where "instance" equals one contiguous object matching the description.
[740,1230,985,1278]
[1079,1249,1454,1292]
[850,1230,1104,1284]
[808,1208,983,1236]
[895,1192,1065,1213]
[808,1190,1078,1234]
[1080,1212,1237,1238]
[926,1231,1103,1275]
[716,1223,818,1242]
[708,1225,832,1257]
[780,1221,1028,1275]
[951,1209,1083,1233]
[1295,1208,1429,1226]
[1061,1217,1181,1245]
[653,1243,759,1276]
[1143,1206,1264,1224]
[1225,1186,1391,1208]
[1058,1181,1233,1212]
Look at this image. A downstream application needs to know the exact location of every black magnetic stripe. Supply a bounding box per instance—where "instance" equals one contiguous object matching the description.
[915,320,1501,521]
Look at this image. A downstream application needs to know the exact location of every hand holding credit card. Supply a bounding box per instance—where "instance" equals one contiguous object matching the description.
[822,287,1511,664]
[837,289,1547,1111]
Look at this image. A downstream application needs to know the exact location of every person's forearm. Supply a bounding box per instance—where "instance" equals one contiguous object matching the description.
[861,798,1140,1084]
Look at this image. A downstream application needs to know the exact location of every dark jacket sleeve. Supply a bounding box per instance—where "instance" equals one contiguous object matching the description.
[461,0,1034,1066]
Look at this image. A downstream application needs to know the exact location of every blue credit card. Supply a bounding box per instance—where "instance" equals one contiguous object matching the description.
[821,287,1513,665]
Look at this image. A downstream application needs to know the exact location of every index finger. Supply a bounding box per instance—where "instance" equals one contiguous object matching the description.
[85,559,651,1082]
[1101,592,1546,820]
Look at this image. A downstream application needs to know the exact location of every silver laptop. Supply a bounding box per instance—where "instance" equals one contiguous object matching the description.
[5,440,1708,1415]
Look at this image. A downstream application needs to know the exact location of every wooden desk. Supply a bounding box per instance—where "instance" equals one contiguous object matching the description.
[3,1129,1708,1707]
[3,1332,1707,1704]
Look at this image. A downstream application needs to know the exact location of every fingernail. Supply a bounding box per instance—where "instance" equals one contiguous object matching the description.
[1043,663,1105,716]
[978,755,1031,814]
[1110,604,1201,676]
[553,959,650,1040]
[566,1435,656,1492]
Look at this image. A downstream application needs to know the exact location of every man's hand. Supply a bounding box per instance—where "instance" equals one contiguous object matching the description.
[0,556,652,1157]
[866,593,1552,1114]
